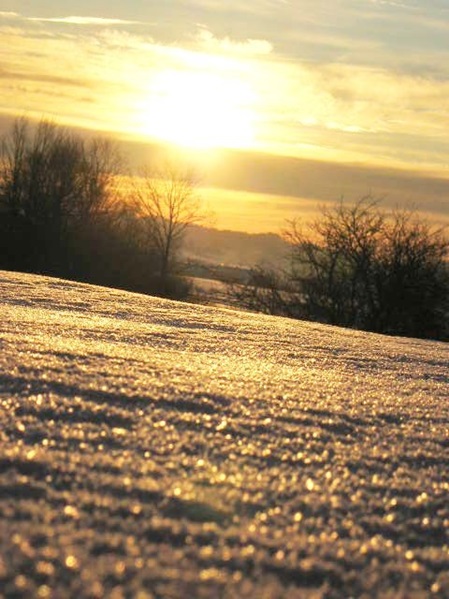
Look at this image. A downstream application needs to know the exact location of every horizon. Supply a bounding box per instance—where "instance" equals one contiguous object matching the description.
[1,2,448,233]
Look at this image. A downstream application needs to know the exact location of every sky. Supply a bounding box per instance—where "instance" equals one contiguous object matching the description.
[1,1,448,232]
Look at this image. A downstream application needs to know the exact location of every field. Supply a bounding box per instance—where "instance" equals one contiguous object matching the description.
[0,270,448,598]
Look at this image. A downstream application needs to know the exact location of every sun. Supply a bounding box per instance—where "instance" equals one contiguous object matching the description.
[139,69,256,150]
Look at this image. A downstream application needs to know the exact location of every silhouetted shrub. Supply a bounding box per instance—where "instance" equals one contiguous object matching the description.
[229,266,297,317]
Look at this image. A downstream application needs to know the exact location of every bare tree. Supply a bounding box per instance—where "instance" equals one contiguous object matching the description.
[131,165,203,295]
[374,209,449,337]
[0,117,121,274]
[285,197,449,338]
[285,197,385,327]
[232,197,449,340]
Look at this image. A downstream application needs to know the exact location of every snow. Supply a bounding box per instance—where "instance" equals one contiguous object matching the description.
[0,269,448,598]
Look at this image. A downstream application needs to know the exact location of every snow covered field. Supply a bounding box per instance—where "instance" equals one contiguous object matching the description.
[0,270,448,598]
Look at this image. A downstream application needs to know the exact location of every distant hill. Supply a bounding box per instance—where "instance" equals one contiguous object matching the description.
[182,224,289,269]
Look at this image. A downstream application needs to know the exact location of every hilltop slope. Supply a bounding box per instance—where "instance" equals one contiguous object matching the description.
[182,225,289,269]
[0,270,448,598]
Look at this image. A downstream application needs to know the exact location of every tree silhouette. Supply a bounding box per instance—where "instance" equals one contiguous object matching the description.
[235,198,449,340]
[0,118,120,275]
[285,198,449,338]
[131,165,203,296]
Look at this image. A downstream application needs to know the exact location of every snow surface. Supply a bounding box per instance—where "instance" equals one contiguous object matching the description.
[0,270,448,598]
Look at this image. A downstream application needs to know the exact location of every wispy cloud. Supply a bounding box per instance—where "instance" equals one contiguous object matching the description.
[194,27,273,57]
[0,67,92,88]
[366,0,417,10]
[28,16,143,26]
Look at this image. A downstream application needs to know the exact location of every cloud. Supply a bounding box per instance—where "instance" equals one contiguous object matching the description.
[367,0,416,9]
[242,52,449,170]
[0,67,92,88]
[28,16,143,26]
[199,146,449,224]
[194,27,273,56]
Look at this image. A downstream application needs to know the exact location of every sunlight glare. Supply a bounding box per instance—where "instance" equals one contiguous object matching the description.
[139,69,256,150]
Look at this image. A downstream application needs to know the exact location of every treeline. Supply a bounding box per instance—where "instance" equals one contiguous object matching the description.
[0,119,200,298]
[233,199,449,340]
